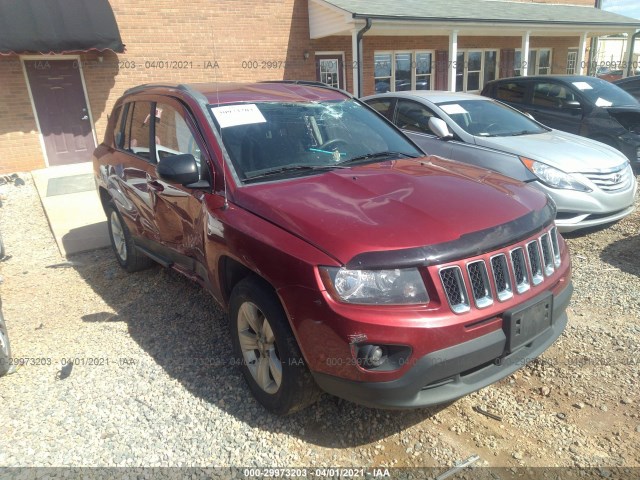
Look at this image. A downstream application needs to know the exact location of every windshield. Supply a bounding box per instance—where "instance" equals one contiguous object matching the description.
[569,77,638,107]
[436,99,547,137]
[209,100,421,182]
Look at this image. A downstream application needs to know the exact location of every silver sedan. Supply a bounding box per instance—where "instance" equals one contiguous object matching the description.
[362,91,637,232]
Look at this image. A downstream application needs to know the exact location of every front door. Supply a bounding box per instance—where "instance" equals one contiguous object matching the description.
[316,55,344,89]
[24,59,96,166]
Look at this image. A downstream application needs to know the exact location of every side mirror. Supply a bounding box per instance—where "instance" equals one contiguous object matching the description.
[428,117,453,139]
[157,154,200,185]
[563,100,582,110]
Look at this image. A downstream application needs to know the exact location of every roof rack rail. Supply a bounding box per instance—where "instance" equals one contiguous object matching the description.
[259,80,353,98]
[123,83,199,96]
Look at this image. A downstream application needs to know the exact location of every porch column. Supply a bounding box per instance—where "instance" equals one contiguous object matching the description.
[577,32,588,75]
[351,29,360,96]
[448,30,458,92]
[621,30,635,78]
[521,31,530,76]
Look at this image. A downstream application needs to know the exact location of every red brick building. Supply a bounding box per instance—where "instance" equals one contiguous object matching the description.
[0,0,638,173]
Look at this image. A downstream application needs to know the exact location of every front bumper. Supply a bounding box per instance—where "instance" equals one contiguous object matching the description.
[312,281,572,409]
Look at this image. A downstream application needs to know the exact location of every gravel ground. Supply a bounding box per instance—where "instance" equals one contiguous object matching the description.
[0,173,638,473]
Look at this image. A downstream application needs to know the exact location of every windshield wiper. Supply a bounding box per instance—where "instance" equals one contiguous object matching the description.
[244,164,347,182]
[337,151,418,165]
[509,130,541,136]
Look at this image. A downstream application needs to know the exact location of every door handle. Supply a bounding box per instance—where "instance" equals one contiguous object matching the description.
[148,180,164,192]
[81,115,88,120]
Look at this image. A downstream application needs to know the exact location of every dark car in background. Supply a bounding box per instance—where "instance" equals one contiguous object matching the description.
[614,76,640,102]
[482,75,640,167]
[93,81,572,414]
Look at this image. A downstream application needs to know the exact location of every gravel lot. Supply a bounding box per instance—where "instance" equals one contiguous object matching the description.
[0,173,638,473]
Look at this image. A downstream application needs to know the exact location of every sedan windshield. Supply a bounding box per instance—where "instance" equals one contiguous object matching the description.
[209,100,421,182]
[569,77,638,107]
[437,99,547,137]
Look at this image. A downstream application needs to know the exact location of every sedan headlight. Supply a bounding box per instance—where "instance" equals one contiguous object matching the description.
[520,157,591,192]
[319,267,429,305]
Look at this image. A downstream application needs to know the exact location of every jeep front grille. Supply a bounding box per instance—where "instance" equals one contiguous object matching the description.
[438,227,561,313]
[467,260,493,308]
[490,254,513,301]
[527,241,544,286]
[439,266,470,314]
[510,247,530,294]
[539,233,555,277]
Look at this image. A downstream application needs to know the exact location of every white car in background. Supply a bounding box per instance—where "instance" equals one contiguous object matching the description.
[363,91,637,232]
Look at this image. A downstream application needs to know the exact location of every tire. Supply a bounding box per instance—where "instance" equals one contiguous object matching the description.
[0,305,11,377]
[228,276,320,415]
[105,202,153,273]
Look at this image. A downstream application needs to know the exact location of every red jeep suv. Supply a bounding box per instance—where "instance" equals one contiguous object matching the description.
[93,81,572,414]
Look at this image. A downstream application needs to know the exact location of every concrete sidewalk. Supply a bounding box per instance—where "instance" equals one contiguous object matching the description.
[32,162,110,257]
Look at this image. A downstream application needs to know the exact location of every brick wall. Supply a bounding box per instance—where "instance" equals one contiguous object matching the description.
[0,0,315,174]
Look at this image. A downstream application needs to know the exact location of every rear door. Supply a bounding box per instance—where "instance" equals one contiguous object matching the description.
[112,100,160,243]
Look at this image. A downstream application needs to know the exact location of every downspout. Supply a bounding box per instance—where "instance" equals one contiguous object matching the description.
[627,30,640,77]
[356,18,372,97]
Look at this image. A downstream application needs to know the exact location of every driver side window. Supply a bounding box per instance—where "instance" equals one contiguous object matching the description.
[154,103,203,176]
[396,99,436,135]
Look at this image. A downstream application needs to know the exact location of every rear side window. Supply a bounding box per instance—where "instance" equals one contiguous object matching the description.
[532,82,577,109]
[123,101,153,161]
[496,81,527,104]
[366,98,395,121]
[110,105,123,148]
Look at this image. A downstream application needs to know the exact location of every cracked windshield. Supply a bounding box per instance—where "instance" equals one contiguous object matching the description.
[211,100,420,182]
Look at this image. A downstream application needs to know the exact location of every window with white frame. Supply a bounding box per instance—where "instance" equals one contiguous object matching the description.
[566,50,578,75]
[455,49,498,92]
[374,51,434,93]
[515,48,552,76]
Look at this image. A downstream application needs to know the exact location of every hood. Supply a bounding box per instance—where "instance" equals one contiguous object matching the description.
[232,157,550,266]
[474,129,629,172]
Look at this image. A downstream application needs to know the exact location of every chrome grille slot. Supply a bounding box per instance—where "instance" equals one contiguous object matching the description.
[466,260,493,308]
[490,254,513,301]
[584,166,630,192]
[539,233,555,277]
[550,227,561,267]
[510,247,530,294]
[439,266,470,314]
[527,241,544,285]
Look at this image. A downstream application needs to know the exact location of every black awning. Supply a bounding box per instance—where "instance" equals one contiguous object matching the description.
[0,0,124,55]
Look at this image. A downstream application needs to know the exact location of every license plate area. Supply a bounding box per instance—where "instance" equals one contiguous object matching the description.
[503,292,553,354]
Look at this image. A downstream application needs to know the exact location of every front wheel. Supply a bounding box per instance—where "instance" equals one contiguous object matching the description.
[229,276,320,415]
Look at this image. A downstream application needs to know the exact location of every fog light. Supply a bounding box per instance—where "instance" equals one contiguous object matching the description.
[358,345,386,368]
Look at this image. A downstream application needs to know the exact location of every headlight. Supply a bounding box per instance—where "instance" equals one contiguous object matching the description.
[520,157,591,192]
[319,267,429,305]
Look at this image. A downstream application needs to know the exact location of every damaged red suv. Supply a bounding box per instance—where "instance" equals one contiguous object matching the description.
[93,81,572,414]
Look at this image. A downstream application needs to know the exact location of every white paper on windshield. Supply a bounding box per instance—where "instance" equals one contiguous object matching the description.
[210,104,266,128]
[572,81,593,90]
[440,104,468,115]
[595,97,613,107]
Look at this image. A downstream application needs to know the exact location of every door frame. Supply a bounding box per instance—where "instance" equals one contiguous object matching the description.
[315,51,345,90]
[20,54,98,168]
